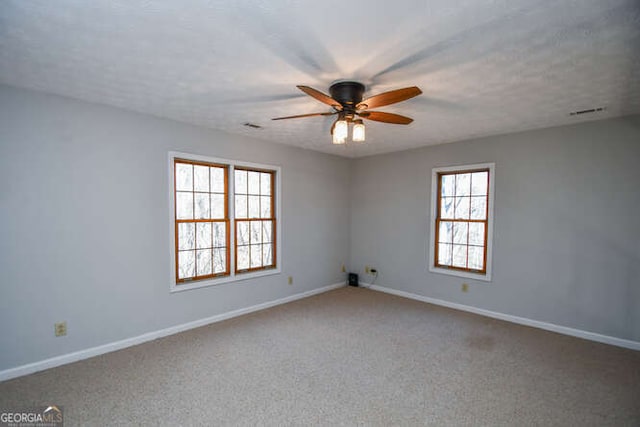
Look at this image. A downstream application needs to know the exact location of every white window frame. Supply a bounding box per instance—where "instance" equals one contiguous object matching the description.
[428,162,495,282]
[168,151,282,293]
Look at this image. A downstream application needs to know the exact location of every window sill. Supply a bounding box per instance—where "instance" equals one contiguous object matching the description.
[170,267,281,293]
[428,265,492,282]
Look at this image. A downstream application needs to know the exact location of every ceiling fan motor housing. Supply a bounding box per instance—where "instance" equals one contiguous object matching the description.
[329,81,365,113]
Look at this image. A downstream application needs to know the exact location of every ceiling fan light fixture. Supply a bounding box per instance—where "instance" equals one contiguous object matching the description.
[352,119,365,142]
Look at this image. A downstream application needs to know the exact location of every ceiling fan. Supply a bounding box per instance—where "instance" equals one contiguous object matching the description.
[272,81,422,144]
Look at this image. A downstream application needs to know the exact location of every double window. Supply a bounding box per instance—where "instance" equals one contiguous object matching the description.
[170,153,279,291]
[429,163,494,281]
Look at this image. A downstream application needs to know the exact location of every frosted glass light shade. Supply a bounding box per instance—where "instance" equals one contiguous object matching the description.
[352,120,365,142]
[332,119,348,144]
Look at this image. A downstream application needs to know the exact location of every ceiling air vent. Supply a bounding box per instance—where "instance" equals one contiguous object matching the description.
[569,107,605,116]
[243,122,262,129]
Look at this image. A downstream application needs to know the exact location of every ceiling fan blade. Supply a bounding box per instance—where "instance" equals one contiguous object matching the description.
[357,86,422,110]
[272,111,337,120]
[358,111,414,124]
[297,85,342,109]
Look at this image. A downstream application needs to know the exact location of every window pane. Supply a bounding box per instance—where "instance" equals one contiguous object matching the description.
[455,196,470,219]
[469,223,485,246]
[250,244,262,268]
[235,170,247,194]
[178,223,195,250]
[261,173,272,195]
[178,250,195,279]
[193,165,209,192]
[235,195,247,219]
[438,243,452,266]
[237,246,249,270]
[261,196,272,218]
[213,222,226,247]
[248,195,260,218]
[194,193,210,219]
[440,197,454,219]
[211,194,225,219]
[453,222,468,244]
[251,220,262,244]
[196,249,212,276]
[470,196,487,220]
[468,246,484,270]
[262,243,273,266]
[456,173,471,196]
[210,167,225,193]
[452,244,467,268]
[248,171,260,194]
[213,248,226,273]
[196,222,212,249]
[175,163,193,191]
[237,221,249,246]
[441,174,455,196]
[471,171,488,196]
[176,192,194,219]
[438,221,453,243]
[262,221,273,243]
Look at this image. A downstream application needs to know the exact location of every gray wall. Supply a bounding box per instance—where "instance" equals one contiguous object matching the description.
[350,116,640,342]
[0,85,351,371]
[1,82,638,373]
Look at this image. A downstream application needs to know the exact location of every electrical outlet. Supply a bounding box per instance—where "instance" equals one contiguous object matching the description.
[365,265,370,274]
[55,322,67,337]
[462,283,469,293]
[341,264,346,273]
[288,276,293,285]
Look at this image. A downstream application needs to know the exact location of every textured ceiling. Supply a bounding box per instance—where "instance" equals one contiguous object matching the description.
[1,0,639,158]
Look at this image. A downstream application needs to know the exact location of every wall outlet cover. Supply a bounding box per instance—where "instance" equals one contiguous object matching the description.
[55,322,67,337]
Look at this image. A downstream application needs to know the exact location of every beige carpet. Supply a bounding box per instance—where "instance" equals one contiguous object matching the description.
[1,287,639,426]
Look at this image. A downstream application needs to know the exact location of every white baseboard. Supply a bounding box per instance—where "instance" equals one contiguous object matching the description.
[366,284,640,351]
[0,282,345,382]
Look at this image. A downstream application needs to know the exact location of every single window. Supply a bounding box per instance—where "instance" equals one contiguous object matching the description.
[170,153,280,292]
[174,159,230,282]
[234,167,276,273]
[429,163,494,281]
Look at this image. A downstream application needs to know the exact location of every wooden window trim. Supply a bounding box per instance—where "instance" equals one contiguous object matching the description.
[434,169,490,274]
[234,169,277,274]
[174,159,230,283]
